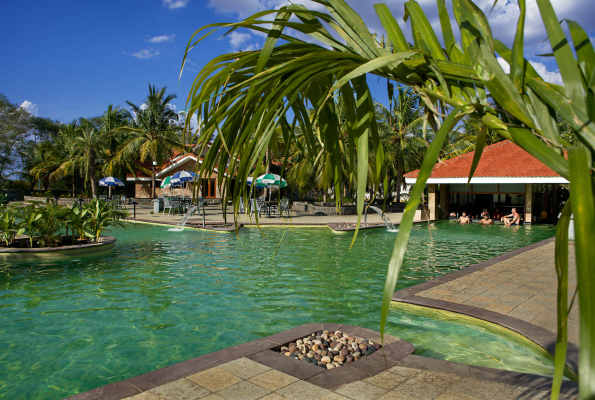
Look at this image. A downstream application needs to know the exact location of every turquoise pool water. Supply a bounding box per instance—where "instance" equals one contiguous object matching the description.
[0,222,555,399]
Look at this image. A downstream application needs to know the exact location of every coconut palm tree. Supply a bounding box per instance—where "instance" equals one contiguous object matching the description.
[110,85,183,198]
[375,86,427,202]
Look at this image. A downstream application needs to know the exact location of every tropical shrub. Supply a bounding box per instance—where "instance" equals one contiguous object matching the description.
[0,206,24,246]
[82,199,127,243]
[0,199,128,247]
[20,204,42,248]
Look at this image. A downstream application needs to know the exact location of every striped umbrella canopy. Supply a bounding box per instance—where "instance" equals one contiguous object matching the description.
[256,173,287,189]
[160,176,182,189]
[99,177,124,187]
[170,170,197,184]
[247,177,266,188]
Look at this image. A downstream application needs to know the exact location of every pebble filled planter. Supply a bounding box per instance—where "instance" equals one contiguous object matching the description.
[277,329,381,369]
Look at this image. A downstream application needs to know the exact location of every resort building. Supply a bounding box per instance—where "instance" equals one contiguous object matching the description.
[126,144,223,199]
[404,140,569,223]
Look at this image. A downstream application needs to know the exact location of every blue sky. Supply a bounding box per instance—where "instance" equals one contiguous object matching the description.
[2,0,593,123]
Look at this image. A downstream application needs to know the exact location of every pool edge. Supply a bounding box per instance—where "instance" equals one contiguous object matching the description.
[391,236,579,375]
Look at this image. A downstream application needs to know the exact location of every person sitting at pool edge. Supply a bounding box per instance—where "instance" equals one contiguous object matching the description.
[457,212,471,224]
[502,208,520,226]
[478,214,493,225]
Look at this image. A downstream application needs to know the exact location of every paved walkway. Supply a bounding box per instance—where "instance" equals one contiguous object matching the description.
[414,242,578,347]
[123,355,575,400]
[129,204,406,227]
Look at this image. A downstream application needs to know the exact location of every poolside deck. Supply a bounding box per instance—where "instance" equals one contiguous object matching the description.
[70,236,579,400]
[126,203,406,229]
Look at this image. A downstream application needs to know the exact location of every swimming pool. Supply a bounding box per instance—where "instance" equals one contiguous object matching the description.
[0,222,556,399]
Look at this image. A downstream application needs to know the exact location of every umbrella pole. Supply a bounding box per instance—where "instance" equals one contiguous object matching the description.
[109,186,112,199]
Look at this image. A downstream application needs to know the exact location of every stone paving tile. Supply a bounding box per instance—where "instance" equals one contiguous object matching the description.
[387,366,420,379]
[415,371,461,388]
[149,379,210,400]
[484,303,515,314]
[363,371,408,389]
[200,395,226,400]
[507,307,540,322]
[447,377,520,399]
[248,370,299,392]
[260,394,286,400]
[318,393,353,400]
[275,380,332,400]
[127,393,162,400]
[215,381,271,400]
[335,381,389,400]
[434,392,480,400]
[377,392,417,400]
[390,378,445,400]
[219,357,271,379]
[186,368,242,392]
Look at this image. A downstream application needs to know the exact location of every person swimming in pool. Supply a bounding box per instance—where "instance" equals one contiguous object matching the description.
[502,208,520,226]
[478,214,494,225]
[457,212,471,224]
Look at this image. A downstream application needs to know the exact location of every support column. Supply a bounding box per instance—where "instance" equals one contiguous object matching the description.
[428,184,437,220]
[439,184,449,219]
[525,183,532,224]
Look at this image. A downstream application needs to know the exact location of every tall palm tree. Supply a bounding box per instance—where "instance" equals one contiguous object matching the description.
[31,120,106,197]
[110,85,182,198]
[442,117,503,160]
[375,86,426,202]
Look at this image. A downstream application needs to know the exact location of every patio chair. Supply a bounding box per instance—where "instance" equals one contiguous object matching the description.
[99,195,108,201]
[250,199,263,218]
[162,197,173,216]
[239,196,245,213]
[119,195,127,209]
[279,199,290,218]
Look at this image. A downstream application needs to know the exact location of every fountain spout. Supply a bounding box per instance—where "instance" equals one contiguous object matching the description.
[364,205,398,232]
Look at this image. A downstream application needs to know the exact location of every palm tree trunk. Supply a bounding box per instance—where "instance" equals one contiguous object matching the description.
[396,162,403,203]
[89,151,97,198]
[72,174,75,197]
[152,160,156,199]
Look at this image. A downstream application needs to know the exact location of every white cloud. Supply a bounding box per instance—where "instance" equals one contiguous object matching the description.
[178,111,200,132]
[496,57,562,85]
[497,57,511,73]
[163,0,189,9]
[148,34,175,43]
[20,100,38,116]
[140,103,149,111]
[228,31,251,49]
[123,49,159,59]
[241,43,260,51]
[529,61,563,86]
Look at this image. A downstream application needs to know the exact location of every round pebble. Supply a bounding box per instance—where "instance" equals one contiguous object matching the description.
[278,331,381,369]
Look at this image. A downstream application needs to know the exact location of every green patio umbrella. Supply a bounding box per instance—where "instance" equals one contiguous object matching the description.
[160,176,173,189]
[256,173,287,201]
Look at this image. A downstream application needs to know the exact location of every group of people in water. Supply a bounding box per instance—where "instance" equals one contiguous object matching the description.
[453,208,521,226]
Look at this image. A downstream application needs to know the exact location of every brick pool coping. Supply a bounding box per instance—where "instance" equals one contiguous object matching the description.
[392,236,579,374]
[67,322,578,399]
[127,217,393,233]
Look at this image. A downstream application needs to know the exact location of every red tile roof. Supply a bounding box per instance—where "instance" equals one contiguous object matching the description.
[404,140,561,179]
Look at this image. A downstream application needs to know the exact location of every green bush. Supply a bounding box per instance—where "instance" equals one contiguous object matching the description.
[0,199,130,248]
